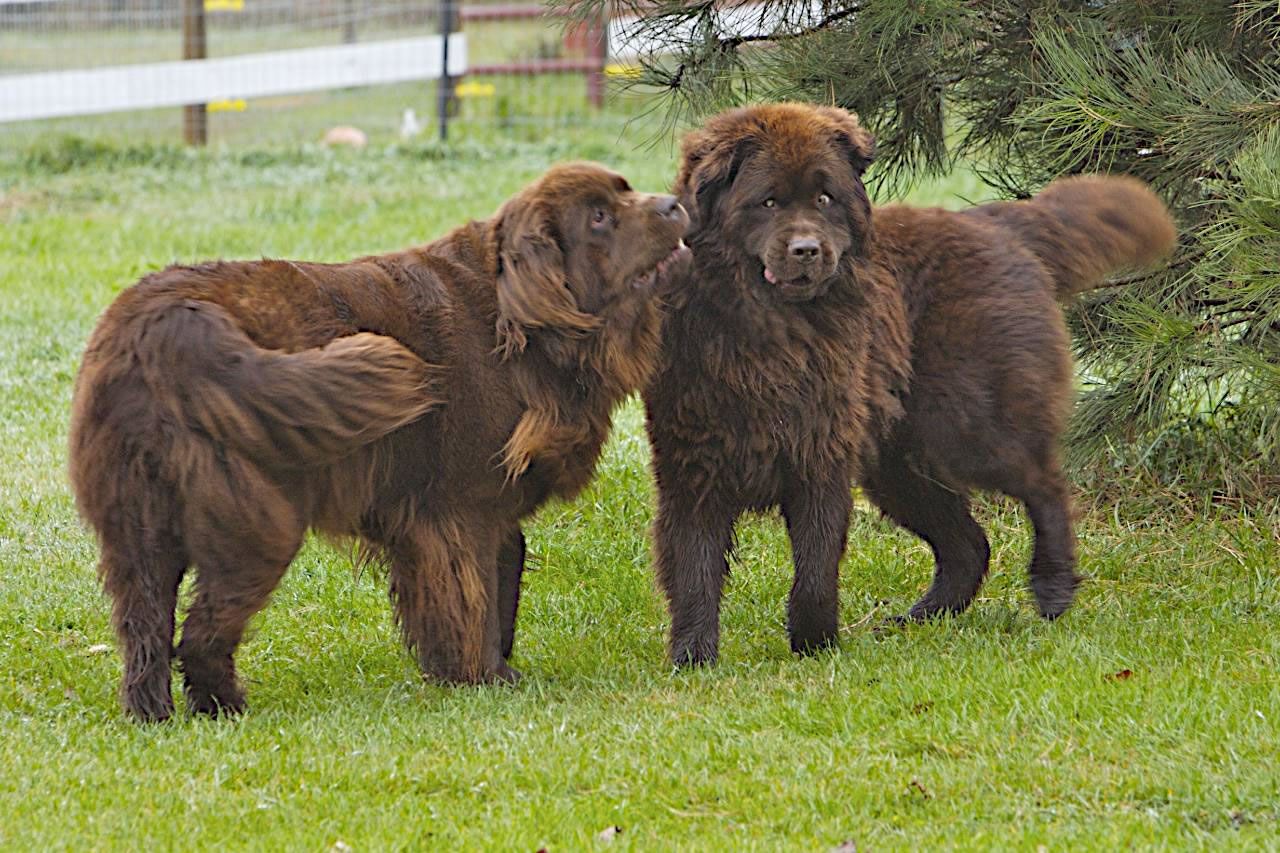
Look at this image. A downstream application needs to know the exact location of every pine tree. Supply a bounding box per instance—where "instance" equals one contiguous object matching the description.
[585,0,1280,501]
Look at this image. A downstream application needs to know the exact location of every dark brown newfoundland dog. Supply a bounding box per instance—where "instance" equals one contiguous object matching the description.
[644,103,1175,666]
[69,162,689,721]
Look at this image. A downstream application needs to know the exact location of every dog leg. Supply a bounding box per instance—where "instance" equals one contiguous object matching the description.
[483,540,521,683]
[781,472,851,654]
[862,454,990,621]
[177,456,303,717]
[653,497,735,668]
[1017,470,1080,619]
[390,519,518,685]
[100,533,187,723]
[497,528,526,661]
[178,553,293,717]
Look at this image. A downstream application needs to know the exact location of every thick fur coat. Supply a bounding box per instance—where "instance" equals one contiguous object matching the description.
[70,163,689,720]
[644,103,1176,665]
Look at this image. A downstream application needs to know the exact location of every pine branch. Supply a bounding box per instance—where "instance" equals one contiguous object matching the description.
[1093,248,1208,291]
[598,0,1280,500]
[716,5,862,50]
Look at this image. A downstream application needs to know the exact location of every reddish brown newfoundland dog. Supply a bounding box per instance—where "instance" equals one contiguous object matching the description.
[69,162,689,721]
[644,103,1175,666]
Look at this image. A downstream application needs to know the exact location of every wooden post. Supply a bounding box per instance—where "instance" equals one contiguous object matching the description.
[343,0,357,44]
[585,11,607,110]
[182,0,208,146]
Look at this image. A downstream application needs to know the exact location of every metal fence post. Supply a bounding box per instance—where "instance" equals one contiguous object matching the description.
[437,0,457,141]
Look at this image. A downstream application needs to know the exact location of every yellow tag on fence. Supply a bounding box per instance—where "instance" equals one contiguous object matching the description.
[605,63,643,79]
[455,81,496,98]
[208,99,247,112]
[204,0,244,11]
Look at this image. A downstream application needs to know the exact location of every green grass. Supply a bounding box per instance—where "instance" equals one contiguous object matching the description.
[1,125,1277,850]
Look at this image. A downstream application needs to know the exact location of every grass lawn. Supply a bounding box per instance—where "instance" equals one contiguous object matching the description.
[0,122,1277,850]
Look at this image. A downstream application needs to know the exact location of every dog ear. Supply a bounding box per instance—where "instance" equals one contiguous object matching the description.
[493,201,599,357]
[676,125,757,230]
[815,106,876,177]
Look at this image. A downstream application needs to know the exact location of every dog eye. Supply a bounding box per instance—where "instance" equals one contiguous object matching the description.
[817,193,832,206]
[591,208,610,226]
[762,198,776,209]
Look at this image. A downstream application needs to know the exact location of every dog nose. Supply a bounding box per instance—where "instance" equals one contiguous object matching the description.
[789,237,821,260]
[654,194,683,219]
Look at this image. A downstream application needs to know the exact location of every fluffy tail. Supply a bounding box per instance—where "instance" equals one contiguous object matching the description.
[967,175,1178,300]
[143,299,445,467]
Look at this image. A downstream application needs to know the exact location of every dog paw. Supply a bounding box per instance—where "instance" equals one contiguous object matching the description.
[184,671,245,717]
[123,691,176,724]
[670,638,719,669]
[488,661,522,685]
[1031,572,1081,620]
[184,688,246,719]
[787,609,839,655]
[789,630,839,656]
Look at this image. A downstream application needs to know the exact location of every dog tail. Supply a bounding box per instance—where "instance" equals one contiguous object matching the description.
[143,298,445,468]
[969,174,1177,300]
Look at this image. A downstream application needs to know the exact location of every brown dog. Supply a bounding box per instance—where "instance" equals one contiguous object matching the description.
[69,162,689,721]
[644,103,1175,666]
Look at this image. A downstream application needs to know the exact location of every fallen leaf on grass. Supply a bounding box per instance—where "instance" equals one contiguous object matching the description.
[832,842,858,852]
[909,778,932,799]
[597,826,622,843]
[85,644,113,655]
[1106,669,1134,681]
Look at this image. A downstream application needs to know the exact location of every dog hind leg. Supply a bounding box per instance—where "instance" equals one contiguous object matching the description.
[178,553,294,717]
[100,528,188,723]
[862,452,990,621]
[969,445,1080,619]
[176,452,304,717]
[1012,466,1079,619]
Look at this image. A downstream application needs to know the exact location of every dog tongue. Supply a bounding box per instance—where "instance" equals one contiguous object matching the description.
[764,268,777,284]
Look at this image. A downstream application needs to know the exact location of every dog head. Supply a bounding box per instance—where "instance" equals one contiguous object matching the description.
[676,103,875,302]
[493,162,690,354]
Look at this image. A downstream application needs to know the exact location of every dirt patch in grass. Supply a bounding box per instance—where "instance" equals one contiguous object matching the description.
[0,189,46,218]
